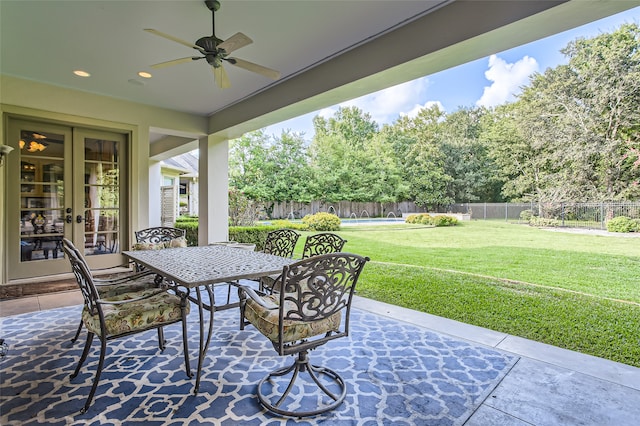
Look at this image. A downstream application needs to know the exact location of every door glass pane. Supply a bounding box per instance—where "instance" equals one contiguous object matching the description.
[83,138,120,256]
[19,130,65,262]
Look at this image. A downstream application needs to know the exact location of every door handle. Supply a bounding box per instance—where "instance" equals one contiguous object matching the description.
[76,215,84,223]
[66,215,73,224]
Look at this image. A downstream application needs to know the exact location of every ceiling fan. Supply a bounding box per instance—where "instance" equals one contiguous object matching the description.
[144,0,280,89]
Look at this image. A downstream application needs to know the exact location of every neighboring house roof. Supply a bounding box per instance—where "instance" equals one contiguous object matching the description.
[161,152,199,178]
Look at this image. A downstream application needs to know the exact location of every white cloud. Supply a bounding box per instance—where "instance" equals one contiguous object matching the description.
[400,100,445,119]
[476,54,538,107]
[340,78,431,125]
[317,107,337,119]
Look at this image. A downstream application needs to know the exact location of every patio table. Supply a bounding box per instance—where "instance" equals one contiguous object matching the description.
[123,244,295,393]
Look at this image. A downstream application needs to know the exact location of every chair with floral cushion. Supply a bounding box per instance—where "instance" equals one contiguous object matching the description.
[66,241,162,344]
[238,252,369,417]
[133,226,187,250]
[62,238,191,414]
[132,226,187,272]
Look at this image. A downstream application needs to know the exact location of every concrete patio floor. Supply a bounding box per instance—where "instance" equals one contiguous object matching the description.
[1,289,639,425]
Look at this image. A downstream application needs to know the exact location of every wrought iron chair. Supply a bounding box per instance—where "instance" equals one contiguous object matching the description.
[134,226,187,250]
[261,228,300,257]
[66,241,160,344]
[261,232,347,294]
[301,232,347,259]
[259,229,301,292]
[238,252,369,417]
[62,238,191,414]
[134,226,186,245]
[132,226,187,273]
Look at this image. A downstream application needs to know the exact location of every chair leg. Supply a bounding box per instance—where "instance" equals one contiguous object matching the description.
[71,320,83,343]
[157,327,166,351]
[71,332,94,379]
[257,349,347,417]
[238,288,247,330]
[81,336,107,414]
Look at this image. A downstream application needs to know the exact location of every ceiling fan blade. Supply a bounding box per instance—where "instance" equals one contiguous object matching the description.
[144,29,203,51]
[213,65,231,89]
[150,57,202,69]
[227,57,281,80]
[217,32,253,54]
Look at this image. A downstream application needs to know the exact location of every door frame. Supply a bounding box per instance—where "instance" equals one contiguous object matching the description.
[5,117,132,280]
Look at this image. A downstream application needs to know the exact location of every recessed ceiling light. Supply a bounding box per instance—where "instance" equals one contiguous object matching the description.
[138,71,152,79]
[73,70,91,77]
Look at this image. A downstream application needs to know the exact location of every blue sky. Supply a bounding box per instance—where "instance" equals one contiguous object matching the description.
[264,6,639,140]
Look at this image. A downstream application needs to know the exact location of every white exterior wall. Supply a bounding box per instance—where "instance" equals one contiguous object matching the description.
[0,75,209,284]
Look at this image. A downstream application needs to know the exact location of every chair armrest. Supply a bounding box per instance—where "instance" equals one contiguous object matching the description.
[94,270,155,285]
[238,285,278,310]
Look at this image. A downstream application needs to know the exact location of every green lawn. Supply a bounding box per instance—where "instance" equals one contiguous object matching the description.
[297,221,640,367]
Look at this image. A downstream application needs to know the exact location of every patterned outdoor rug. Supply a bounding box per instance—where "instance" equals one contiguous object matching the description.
[0,298,518,425]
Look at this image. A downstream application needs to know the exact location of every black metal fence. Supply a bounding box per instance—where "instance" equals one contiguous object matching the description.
[449,202,640,229]
[260,200,639,229]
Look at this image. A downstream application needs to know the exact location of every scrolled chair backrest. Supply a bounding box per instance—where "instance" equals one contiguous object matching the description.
[278,252,369,324]
[301,233,347,259]
[62,238,100,315]
[263,229,300,258]
[134,227,186,244]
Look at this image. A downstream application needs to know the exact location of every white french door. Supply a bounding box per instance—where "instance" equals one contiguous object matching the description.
[7,119,129,280]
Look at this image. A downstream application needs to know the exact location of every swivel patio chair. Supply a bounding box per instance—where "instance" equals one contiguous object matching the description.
[238,252,369,417]
[65,240,162,344]
[259,229,300,293]
[63,238,191,414]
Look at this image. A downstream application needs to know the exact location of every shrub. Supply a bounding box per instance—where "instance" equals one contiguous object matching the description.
[176,215,198,223]
[606,216,639,233]
[432,215,459,227]
[302,212,341,231]
[529,216,560,227]
[270,219,307,231]
[229,226,279,251]
[419,215,434,225]
[520,210,534,221]
[174,221,198,246]
[228,188,258,226]
[405,214,421,224]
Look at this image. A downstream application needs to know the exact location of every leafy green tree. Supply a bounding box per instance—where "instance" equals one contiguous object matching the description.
[228,130,270,200]
[484,23,640,204]
[265,130,313,204]
[559,23,640,200]
[391,105,453,209]
[440,107,503,202]
[309,107,381,202]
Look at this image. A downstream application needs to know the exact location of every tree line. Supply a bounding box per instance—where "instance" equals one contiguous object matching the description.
[229,23,640,212]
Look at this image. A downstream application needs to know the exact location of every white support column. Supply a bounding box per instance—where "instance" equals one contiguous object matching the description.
[148,161,162,227]
[198,135,229,246]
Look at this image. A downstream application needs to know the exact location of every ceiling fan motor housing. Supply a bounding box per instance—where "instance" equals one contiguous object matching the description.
[196,36,223,52]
